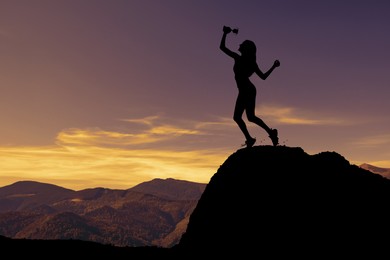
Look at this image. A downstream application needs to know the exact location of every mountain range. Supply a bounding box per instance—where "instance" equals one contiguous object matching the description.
[2,145,390,257]
[0,178,206,247]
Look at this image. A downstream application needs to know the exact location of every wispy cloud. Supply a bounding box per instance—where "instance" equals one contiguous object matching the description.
[350,134,390,147]
[120,115,160,126]
[57,121,202,147]
[0,143,227,190]
[148,125,200,136]
[258,104,354,126]
[0,115,234,190]
[195,117,236,130]
[366,160,390,168]
[57,128,161,146]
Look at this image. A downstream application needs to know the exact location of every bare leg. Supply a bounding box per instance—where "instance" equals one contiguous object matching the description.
[245,89,279,146]
[245,89,272,134]
[246,111,271,135]
[233,93,254,142]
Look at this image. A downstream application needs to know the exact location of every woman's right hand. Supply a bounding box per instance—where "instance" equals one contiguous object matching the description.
[223,26,232,34]
[274,60,281,67]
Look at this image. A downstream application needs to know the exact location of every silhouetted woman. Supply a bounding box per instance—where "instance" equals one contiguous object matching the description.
[220,26,280,147]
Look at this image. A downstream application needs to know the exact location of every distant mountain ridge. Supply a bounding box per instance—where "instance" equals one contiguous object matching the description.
[131,178,206,200]
[0,181,74,212]
[359,163,390,179]
[0,178,206,247]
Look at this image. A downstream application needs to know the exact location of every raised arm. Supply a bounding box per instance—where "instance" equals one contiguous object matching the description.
[220,26,238,59]
[255,60,280,80]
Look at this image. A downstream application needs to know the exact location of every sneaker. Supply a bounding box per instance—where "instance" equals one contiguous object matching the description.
[243,137,256,148]
[269,129,279,146]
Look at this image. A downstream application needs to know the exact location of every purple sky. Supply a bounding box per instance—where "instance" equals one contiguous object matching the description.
[1,1,389,189]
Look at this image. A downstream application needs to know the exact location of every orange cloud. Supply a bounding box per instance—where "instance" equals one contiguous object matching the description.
[367,160,390,168]
[350,134,390,147]
[0,144,227,190]
[56,122,202,147]
[258,104,352,125]
[0,116,234,190]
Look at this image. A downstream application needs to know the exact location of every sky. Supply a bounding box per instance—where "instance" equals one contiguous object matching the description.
[1,0,389,190]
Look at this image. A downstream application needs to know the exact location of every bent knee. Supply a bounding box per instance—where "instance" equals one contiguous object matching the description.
[246,115,258,122]
[233,115,243,123]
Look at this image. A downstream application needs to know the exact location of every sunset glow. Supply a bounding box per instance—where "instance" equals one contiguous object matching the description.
[0,138,228,190]
[1,1,389,189]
